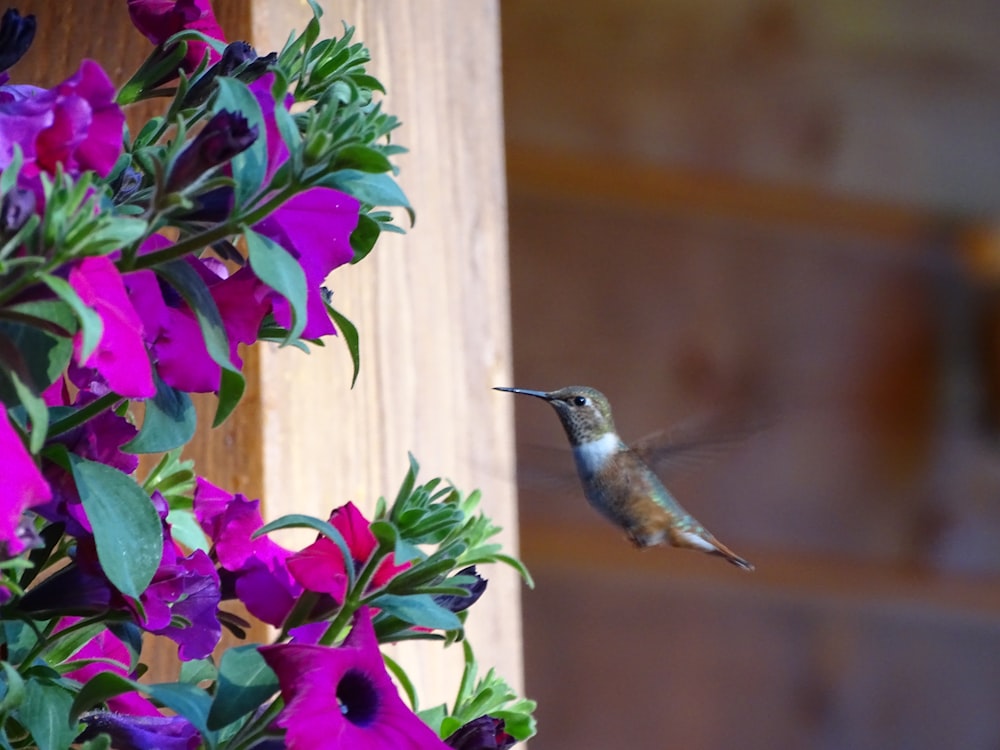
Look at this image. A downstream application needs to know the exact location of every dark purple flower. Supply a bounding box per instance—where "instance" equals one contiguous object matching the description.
[434,566,488,613]
[127,0,225,74]
[0,59,124,186]
[166,109,257,192]
[0,9,35,74]
[78,711,200,750]
[182,41,276,107]
[68,255,155,399]
[445,716,516,750]
[260,608,452,750]
[0,408,50,557]
[0,185,34,232]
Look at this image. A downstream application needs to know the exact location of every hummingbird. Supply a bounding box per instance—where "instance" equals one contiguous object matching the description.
[495,385,754,571]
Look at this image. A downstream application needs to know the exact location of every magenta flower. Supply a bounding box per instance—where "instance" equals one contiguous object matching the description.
[69,256,155,399]
[0,59,124,183]
[194,478,301,627]
[127,0,225,74]
[286,502,409,603]
[122,242,271,393]
[260,608,452,750]
[249,76,360,339]
[59,619,161,717]
[0,408,50,558]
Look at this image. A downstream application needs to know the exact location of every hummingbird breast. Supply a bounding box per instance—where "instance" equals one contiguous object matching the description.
[573,438,684,546]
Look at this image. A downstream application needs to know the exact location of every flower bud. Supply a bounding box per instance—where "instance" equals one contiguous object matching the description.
[166,110,258,193]
[0,187,35,234]
[0,8,36,73]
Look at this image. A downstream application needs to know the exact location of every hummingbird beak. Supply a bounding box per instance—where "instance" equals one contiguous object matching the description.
[493,386,552,400]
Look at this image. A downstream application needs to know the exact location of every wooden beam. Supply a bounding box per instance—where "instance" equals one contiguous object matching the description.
[521,519,1000,628]
[507,145,944,245]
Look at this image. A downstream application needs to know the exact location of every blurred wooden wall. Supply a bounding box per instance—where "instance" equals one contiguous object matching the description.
[501,1,1000,748]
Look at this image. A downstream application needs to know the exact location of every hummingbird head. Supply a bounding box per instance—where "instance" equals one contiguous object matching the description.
[494,385,616,444]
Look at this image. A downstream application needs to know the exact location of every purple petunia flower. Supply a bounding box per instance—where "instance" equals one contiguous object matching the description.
[78,711,200,750]
[0,59,124,188]
[69,255,155,399]
[0,408,50,558]
[194,478,301,627]
[260,608,453,750]
[127,0,225,74]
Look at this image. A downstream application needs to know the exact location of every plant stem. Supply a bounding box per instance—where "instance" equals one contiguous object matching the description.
[47,392,122,439]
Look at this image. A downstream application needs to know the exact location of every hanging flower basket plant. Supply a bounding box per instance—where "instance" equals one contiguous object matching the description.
[0,2,535,748]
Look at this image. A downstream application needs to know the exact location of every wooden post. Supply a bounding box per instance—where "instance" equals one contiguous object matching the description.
[19,0,521,709]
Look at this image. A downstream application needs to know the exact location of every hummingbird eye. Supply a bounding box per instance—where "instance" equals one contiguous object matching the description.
[572,396,588,407]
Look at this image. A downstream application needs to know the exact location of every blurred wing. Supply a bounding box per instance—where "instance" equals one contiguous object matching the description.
[631,410,773,479]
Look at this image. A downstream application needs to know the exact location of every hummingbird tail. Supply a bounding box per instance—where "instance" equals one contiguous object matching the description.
[673,529,755,571]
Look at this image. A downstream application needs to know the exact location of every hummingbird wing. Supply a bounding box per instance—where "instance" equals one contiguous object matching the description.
[631,410,771,478]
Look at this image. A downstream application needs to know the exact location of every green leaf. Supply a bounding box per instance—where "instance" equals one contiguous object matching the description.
[16,679,78,750]
[213,368,246,427]
[207,645,278,730]
[213,78,267,206]
[349,212,380,264]
[155,259,230,371]
[123,371,196,453]
[69,672,138,720]
[147,682,215,746]
[333,145,393,173]
[2,364,47,453]
[0,299,75,392]
[320,170,414,226]
[0,661,25,713]
[326,304,360,387]
[40,274,102,362]
[68,455,164,599]
[180,658,217,686]
[369,593,461,631]
[167,508,211,553]
[0,144,23,195]
[244,228,307,343]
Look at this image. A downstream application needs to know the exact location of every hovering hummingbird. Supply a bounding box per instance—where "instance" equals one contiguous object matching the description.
[495,385,754,571]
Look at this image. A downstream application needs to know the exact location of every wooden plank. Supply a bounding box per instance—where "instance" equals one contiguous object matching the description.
[250,0,523,706]
[521,519,1000,627]
[508,146,937,245]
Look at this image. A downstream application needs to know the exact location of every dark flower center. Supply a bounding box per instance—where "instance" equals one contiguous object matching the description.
[337,669,379,727]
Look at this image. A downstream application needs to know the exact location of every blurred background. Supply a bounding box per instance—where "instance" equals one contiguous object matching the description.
[500,1,1000,748]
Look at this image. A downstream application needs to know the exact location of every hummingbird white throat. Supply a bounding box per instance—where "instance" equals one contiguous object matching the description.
[496,385,754,571]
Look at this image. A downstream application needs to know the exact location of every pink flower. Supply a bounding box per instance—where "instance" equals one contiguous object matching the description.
[69,256,155,399]
[0,408,50,557]
[127,0,225,74]
[260,608,452,750]
[0,59,124,183]
[287,502,409,603]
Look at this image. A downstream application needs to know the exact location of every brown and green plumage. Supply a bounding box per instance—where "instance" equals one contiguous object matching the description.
[495,385,753,571]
